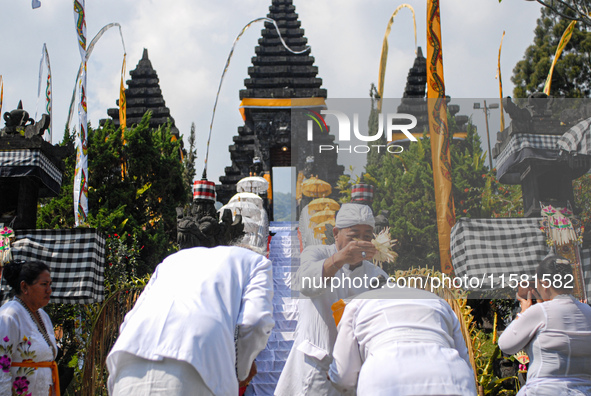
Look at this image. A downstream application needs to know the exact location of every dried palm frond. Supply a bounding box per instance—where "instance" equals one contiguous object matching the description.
[371,227,398,268]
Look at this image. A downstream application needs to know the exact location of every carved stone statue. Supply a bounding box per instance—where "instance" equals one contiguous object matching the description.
[0,101,50,138]
[374,210,390,234]
[502,97,531,123]
[177,199,244,249]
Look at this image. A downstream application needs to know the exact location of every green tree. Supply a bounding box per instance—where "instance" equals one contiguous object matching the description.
[366,117,488,272]
[512,0,591,98]
[37,129,76,228]
[480,173,523,218]
[273,191,295,222]
[89,113,188,272]
[500,0,591,27]
[38,114,189,391]
[38,112,189,273]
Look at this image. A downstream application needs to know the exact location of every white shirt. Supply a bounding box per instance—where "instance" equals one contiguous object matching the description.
[328,287,477,396]
[106,246,274,396]
[275,244,388,396]
[498,294,591,395]
[0,300,57,396]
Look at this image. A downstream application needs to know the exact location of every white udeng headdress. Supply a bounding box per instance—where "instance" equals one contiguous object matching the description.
[335,203,375,229]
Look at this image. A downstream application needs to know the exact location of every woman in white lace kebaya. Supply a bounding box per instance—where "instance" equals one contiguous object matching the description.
[0,260,58,396]
[498,255,591,396]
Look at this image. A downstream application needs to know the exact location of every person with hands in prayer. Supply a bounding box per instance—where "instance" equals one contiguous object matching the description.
[275,203,387,396]
[498,255,591,396]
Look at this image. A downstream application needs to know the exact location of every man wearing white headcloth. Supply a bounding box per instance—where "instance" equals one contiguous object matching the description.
[275,203,388,396]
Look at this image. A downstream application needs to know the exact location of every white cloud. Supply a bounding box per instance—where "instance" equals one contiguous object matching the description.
[0,0,542,184]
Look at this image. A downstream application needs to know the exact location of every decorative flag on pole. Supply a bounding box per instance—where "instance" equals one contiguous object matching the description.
[120,53,127,178]
[377,4,417,112]
[120,54,127,137]
[427,0,455,274]
[65,21,126,184]
[497,31,506,132]
[544,20,577,95]
[73,0,88,226]
[66,23,126,133]
[202,17,310,180]
[0,76,3,117]
[37,43,52,143]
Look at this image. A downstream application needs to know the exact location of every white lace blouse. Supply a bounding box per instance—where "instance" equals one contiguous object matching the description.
[0,300,57,396]
[498,294,591,395]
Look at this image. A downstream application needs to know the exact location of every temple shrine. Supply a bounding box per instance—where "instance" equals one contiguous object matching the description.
[393,46,468,144]
[103,48,180,141]
[0,103,68,230]
[216,0,343,210]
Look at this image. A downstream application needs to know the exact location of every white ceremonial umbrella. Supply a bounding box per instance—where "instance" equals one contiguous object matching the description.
[229,192,264,209]
[219,201,262,221]
[237,176,269,194]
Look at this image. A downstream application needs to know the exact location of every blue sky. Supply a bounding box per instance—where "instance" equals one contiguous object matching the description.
[1,0,541,194]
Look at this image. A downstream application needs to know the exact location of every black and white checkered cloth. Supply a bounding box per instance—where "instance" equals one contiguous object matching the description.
[451,217,551,289]
[580,248,591,299]
[0,149,62,195]
[1,228,105,304]
[452,218,591,296]
[557,116,591,155]
[496,134,560,170]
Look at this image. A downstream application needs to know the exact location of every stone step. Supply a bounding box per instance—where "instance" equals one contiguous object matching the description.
[249,221,299,396]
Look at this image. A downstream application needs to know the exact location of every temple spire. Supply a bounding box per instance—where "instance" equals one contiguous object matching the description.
[103,48,179,138]
[240,0,326,99]
[217,0,342,210]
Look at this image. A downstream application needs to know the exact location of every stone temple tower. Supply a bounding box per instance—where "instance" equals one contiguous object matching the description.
[216,0,343,208]
[103,48,180,139]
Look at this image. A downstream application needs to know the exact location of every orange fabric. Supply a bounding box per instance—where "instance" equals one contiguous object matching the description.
[119,54,127,138]
[331,299,347,327]
[239,98,327,121]
[263,173,272,200]
[427,0,455,274]
[11,360,60,396]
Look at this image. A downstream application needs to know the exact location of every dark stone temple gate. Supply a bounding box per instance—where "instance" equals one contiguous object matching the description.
[216,0,344,213]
